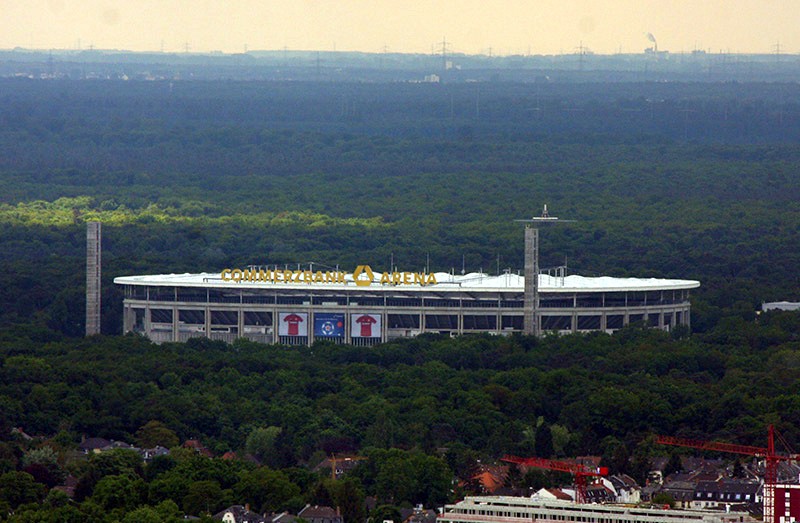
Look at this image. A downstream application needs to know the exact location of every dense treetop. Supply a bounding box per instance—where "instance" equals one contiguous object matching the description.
[1,76,799,520]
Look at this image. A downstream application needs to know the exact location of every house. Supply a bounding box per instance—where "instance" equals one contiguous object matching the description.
[692,480,761,510]
[184,439,213,458]
[51,475,78,498]
[608,474,641,504]
[661,479,698,509]
[585,482,615,503]
[532,488,573,501]
[140,445,170,462]
[269,512,297,523]
[297,505,342,523]
[399,505,437,523]
[471,464,509,494]
[312,455,365,480]
[214,505,266,523]
[79,437,112,454]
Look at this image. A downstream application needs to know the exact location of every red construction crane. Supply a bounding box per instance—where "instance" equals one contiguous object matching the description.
[656,425,798,523]
[502,455,608,504]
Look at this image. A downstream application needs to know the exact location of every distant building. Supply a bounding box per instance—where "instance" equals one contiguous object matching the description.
[774,485,800,523]
[214,505,266,523]
[297,505,342,523]
[761,302,800,312]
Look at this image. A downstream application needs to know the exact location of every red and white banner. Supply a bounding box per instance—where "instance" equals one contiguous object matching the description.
[351,313,381,338]
[278,312,308,336]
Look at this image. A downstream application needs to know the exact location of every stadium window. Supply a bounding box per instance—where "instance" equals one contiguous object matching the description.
[179,309,205,324]
[211,310,238,325]
[244,311,272,326]
[501,316,523,330]
[150,308,173,324]
[541,315,572,331]
[149,286,175,301]
[577,315,601,330]
[463,315,497,330]
[177,287,207,302]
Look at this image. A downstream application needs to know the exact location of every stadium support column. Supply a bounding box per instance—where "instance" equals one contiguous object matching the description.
[524,225,539,336]
[86,221,102,336]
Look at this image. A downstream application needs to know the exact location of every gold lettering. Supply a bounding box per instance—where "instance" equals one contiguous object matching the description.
[223,265,434,285]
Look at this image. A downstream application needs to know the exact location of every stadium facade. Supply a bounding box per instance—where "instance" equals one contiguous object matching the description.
[115,264,699,345]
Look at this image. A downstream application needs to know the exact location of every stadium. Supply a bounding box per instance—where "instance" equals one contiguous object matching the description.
[115,263,699,345]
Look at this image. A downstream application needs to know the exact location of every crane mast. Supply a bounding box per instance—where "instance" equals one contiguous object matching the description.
[656,425,797,523]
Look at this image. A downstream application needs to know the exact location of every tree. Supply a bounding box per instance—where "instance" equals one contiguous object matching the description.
[0,471,45,509]
[370,505,402,523]
[21,445,65,488]
[135,420,180,449]
[91,473,146,512]
[534,423,555,459]
[245,426,282,464]
[182,480,228,516]
[326,477,366,523]
[122,506,164,523]
[90,449,143,479]
[652,492,675,508]
[234,467,300,514]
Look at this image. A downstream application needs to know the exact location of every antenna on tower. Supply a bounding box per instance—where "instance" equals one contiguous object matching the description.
[575,41,588,70]
[514,205,576,336]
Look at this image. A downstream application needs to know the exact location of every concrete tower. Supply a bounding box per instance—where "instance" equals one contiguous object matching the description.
[86,221,101,336]
[518,205,573,336]
[523,225,539,336]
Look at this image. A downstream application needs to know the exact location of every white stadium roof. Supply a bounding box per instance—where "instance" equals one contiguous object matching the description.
[115,271,700,293]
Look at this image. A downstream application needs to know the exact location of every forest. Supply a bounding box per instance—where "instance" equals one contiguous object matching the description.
[0,74,799,520]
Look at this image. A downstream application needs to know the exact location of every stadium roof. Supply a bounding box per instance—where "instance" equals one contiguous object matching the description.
[115,271,700,293]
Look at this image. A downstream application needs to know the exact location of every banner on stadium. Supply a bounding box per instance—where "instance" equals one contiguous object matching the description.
[351,313,381,338]
[278,312,308,337]
[314,313,345,337]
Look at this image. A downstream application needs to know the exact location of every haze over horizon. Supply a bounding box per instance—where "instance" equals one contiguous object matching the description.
[1,0,799,57]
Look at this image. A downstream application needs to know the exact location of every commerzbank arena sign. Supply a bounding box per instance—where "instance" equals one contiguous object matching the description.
[220,265,438,286]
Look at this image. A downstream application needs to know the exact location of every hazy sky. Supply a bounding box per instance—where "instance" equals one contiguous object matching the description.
[1,0,798,56]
